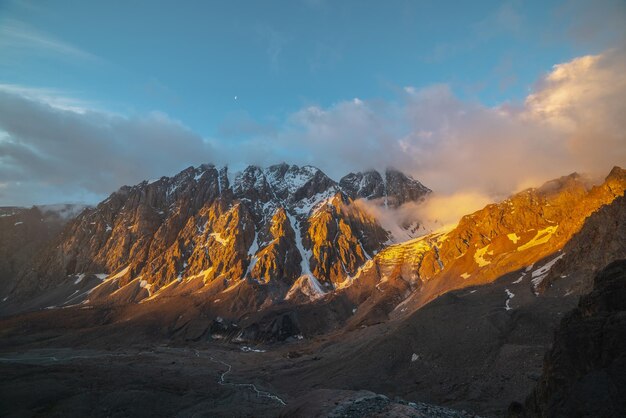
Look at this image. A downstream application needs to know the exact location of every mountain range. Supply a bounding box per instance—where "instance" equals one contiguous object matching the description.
[0,163,625,417]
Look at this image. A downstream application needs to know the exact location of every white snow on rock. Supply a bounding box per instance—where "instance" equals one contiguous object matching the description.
[264,165,319,197]
[512,273,525,284]
[518,226,558,251]
[474,245,493,267]
[285,275,327,302]
[507,233,520,244]
[109,266,130,280]
[286,212,317,279]
[240,346,267,353]
[411,353,419,362]
[13,221,23,226]
[504,288,515,311]
[531,253,566,292]
[74,274,86,284]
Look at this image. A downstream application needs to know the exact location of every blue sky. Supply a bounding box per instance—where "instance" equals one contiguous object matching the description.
[0,0,625,205]
[2,0,617,135]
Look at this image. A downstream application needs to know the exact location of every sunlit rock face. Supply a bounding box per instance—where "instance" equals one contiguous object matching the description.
[342,167,626,317]
[10,163,625,333]
[15,163,430,309]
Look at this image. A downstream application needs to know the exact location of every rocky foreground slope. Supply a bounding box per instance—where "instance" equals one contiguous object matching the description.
[510,259,626,417]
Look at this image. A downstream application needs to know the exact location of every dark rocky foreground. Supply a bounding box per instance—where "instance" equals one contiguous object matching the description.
[509,259,626,417]
[0,264,578,418]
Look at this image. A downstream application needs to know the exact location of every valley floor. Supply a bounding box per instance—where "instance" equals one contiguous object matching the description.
[0,267,581,417]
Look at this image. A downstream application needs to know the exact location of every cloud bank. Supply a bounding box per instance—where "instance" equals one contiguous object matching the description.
[244,45,625,199]
[0,89,214,205]
[0,46,625,207]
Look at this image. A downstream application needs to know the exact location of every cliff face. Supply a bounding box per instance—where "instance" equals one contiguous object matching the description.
[515,259,626,417]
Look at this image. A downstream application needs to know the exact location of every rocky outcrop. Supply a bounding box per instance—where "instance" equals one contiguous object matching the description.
[340,168,431,207]
[540,193,626,295]
[514,260,626,417]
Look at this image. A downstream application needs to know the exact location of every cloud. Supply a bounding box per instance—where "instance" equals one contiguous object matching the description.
[0,84,93,114]
[0,19,101,63]
[0,90,213,206]
[241,45,625,199]
[357,191,494,242]
[1,46,625,211]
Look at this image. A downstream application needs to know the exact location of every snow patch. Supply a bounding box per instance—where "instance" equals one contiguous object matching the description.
[474,245,493,267]
[507,233,520,244]
[285,275,327,301]
[518,226,558,251]
[240,346,266,353]
[504,288,515,311]
[531,253,566,291]
[13,221,23,226]
[107,266,130,281]
[74,274,85,284]
[411,353,419,362]
[512,273,525,284]
[286,212,315,277]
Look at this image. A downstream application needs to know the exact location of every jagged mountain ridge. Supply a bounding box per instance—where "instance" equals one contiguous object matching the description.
[11,164,428,310]
[339,168,431,207]
[5,166,625,346]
